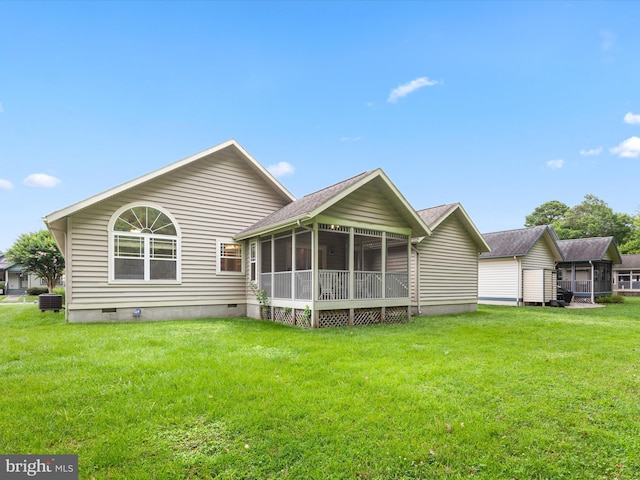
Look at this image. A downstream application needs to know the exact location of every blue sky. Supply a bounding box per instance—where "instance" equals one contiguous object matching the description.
[1,1,640,251]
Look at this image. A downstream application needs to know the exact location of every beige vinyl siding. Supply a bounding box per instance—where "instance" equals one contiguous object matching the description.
[67,149,289,307]
[545,269,555,301]
[521,239,557,270]
[478,258,519,305]
[520,237,557,304]
[324,181,409,228]
[416,214,479,306]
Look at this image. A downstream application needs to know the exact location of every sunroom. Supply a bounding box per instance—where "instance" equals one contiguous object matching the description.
[236,169,431,328]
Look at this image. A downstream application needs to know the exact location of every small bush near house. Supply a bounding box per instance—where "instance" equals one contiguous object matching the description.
[27,287,49,296]
[595,295,625,304]
[53,287,65,304]
[0,281,5,290]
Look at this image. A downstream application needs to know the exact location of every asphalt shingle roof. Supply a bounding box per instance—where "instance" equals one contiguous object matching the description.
[416,203,458,229]
[237,171,372,236]
[614,254,640,269]
[479,225,551,259]
[556,237,616,262]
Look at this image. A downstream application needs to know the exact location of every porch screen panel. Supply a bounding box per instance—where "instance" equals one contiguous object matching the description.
[353,230,383,299]
[260,239,272,297]
[273,234,292,299]
[295,230,312,300]
[386,234,409,298]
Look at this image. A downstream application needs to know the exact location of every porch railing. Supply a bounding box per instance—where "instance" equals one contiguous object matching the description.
[319,270,349,300]
[558,280,612,294]
[261,269,409,301]
[617,281,640,290]
[386,272,409,298]
[354,271,382,299]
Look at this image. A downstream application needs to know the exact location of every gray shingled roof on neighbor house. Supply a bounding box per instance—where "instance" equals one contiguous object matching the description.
[479,225,551,259]
[556,237,617,262]
[236,171,372,237]
[416,203,458,228]
[615,254,640,269]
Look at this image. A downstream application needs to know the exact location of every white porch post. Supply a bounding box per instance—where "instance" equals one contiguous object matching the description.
[291,228,296,301]
[349,227,355,300]
[381,232,387,299]
[312,223,318,328]
[590,261,595,303]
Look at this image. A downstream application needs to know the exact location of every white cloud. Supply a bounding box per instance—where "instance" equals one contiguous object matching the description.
[624,112,640,125]
[547,159,565,169]
[340,136,362,142]
[23,173,62,188]
[600,29,616,51]
[579,147,602,156]
[0,178,13,190]
[267,161,294,178]
[387,77,440,103]
[0,102,3,113]
[610,136,640,158]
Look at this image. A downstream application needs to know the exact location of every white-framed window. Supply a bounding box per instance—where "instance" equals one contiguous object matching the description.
[110,204,180,282]
[249,241,257,282]
[218,240,243,274]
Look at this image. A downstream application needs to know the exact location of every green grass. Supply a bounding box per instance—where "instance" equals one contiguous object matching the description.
[1,300,640,479]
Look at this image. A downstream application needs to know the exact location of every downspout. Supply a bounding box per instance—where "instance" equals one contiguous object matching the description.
[590,260,594,304]
[515,256,521,306]
[411,244,421,315]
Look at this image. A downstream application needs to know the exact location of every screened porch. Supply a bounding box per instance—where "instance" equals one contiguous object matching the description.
[258,224,411,304]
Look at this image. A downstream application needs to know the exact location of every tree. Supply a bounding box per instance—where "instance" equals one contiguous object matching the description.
[6,230,65,293]
[524,200,569,227]
[619,209,640,254]
[553,195,633,246]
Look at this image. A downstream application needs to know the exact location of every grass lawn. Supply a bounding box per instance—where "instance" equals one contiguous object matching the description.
[1,301,639,479]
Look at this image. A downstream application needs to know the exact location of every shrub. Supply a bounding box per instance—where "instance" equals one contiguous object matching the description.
[27,287,48,296]
[53,287,66,304]
[0,281,5,290]
[595,295,624,304]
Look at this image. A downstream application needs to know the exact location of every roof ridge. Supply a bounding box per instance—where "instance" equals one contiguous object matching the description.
[300,170,372,198]
[483,224,548,236]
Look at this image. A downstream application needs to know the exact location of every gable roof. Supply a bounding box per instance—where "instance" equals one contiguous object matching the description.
[416,203,490,253]
[43,139,295,225]
[0,253,13,271]
[235,168,431,240]
[614,254,640,270]
[479,225,562,260]
[557,237,622,264]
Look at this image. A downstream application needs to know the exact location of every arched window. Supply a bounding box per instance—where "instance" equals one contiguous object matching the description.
[111,205,179,281]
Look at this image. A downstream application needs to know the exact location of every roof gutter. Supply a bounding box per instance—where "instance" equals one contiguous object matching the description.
[234,214,313,241]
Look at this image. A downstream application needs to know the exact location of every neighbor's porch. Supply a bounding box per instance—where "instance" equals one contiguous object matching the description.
[257,223,411,327]
[557,261,613,303]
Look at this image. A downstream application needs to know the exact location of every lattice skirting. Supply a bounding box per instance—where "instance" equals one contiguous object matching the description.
[385,306,409,324]
[273,307,295,326]
[353,308,381,326]
[318,310,350,328]
[264,307,409,328]
[572,296,593,304]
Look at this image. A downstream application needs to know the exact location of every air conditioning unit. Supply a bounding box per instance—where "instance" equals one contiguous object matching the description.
[39,294,62,312]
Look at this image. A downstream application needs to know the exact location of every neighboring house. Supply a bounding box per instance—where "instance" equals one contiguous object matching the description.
[0,253,63,295]
[43,139,488,326]
[613,254,640,296]
[414,203,490,315]
[1,253,29,295]
[556,237,622,303]
[478,225,563,306]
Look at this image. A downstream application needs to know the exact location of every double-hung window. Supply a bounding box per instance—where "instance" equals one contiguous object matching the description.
[111,205,179,281]
[218,240,243,274]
